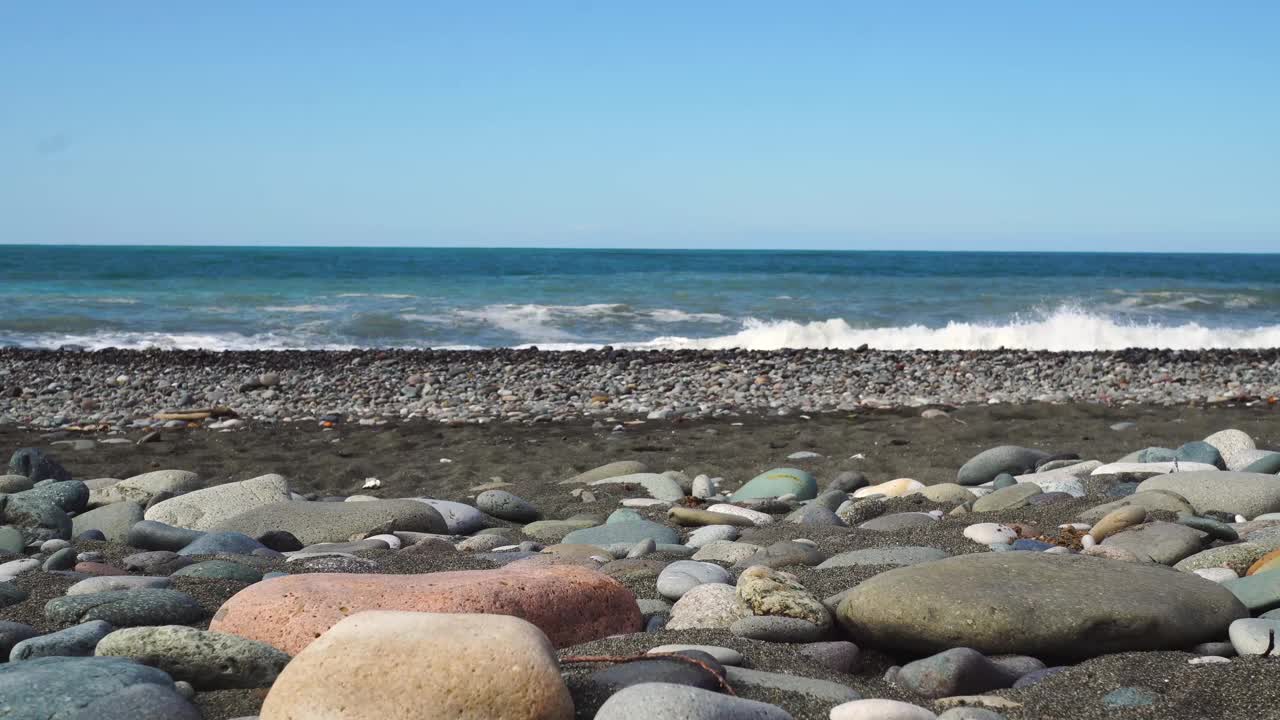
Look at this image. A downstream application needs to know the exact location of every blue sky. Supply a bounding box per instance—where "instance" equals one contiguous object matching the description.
[1,2,1277,251]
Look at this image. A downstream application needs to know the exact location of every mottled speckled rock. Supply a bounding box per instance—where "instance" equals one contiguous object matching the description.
[145,474,291,531]
[736,565,831,628]
[214,499,447,544]
[210,564,642,653]
[1137,471,1280,518]
[95,625,290,689]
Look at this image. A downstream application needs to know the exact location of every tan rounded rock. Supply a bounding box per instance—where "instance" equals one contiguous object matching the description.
[920,483,977,504]
[210,564,641,654]
[1089,505,1149,542]
[736,565,831,628]
[853,478,925,499]
[260,611,573,720]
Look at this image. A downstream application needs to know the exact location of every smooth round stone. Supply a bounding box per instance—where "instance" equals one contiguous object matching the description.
[1100,522,1208,565]
[145,474,290,531]
[898,648,1018,698]
[68,575,172,596]
[223,499,450,544]
[704,504,773,526]
[797,640,860,673]
[0,656,193,719]
[957,446,1050,486]
[685,525,739,549]
[818,546,949,569]
[171,559,263,583]
[0,620,40,659]
[39,538,71,553]
[72,502,146,544]
[787,504,846,527]
[46,589,205,627]
[1228,618,1280,656]
[853,478,924,499]
[963,523,1017,545]
[1012,666,1068,688]
[1137,471,1280,519]
[562,511,681,546]
[666,583,748,631]
[1243,453,1280,475]
[595,682,794,720]
[41,547,78,571]
[648,644,744,665]
[626,538,656,559]
[1193,568,1239,584]
[589,473,686,502]
[830,699,937,720]
[859,512,936,531]
[1010,539,1054,552]
[991,473,1017,490]
[971,483,1042,512]
[657,561,732,600]
[1191,641,1236,657]
[1175,441,1226,469]
[122,551,193,575]
[837,552,1248,658]
[95,469,200,506]
[730,616,823,643]
[730,468,817,502]
[259,611,574,720]
[0,559,40,576]
[96,625,292,689]
[0,526,25,554]
[563,461,650,485]
[1175,543,1271,575]
[921,484,977,504]
[475,490,540,523]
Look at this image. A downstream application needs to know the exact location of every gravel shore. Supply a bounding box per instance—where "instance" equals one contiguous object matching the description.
[1,348,1278,429]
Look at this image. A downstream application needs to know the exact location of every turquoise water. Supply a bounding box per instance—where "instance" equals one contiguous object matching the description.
[1,246,1278,350]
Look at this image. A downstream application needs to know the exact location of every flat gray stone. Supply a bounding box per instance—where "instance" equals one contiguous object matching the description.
[214,499,447,544]
[92,470,200,507]
[1138,471,1280,518]
[647,645,744,665]
[563,510,681,546]
[46,589,205,627]
[475,490,540,523]
[66,682,202,720]
[594,682,795,720]
[72,502,144,543]
[589,473,687,502]
[1227,618,1280,656]
[67,576,172,596]
[1077,491,1196,523]
[1100,521,1207,565]
[957,446,1050,486]
[562,461,650,485]
[145,474,290,531]
[858,512,937,531]
[972,483,1043,512]
[413,499,488,534]
[1224,571,1280,613]
[836,551,1247,658]
[730,616,823,643]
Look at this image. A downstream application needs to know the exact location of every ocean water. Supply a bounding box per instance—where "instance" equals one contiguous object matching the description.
[1,246,1278,352]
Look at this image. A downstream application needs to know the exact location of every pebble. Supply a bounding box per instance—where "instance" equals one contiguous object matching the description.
[852,478,925,499]
[656,561,733,600]
[96,625,292,689]
[830,699,937,720]
[666,583,748,631]
[730,615,824,643]
[963,523,1018,545]
[595,682,795,720]
[10,620,114,661]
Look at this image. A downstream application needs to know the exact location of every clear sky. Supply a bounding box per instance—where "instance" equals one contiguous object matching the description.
[2,2,1277,251]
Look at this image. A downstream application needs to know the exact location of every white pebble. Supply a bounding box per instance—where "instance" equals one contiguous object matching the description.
[705,503,773,526]
[1081,534,1097,548]
[361,477,382,489]
[963,523,1018,546]
[829,698,937,720]
[621,498,670,508]
[1059,523,1091,531]
[1189,656,1231,665]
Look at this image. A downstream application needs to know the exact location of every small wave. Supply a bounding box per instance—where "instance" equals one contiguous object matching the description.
[261,304,339,313]
[648,309,731,323]
[626,307,1280,351]
[336,293,418,299]
[1,331,357,351]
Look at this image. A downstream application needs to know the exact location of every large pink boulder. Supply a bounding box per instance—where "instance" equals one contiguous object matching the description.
[210,564,642,654]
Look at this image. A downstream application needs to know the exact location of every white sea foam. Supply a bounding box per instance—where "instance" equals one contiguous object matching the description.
[260,304,339,313]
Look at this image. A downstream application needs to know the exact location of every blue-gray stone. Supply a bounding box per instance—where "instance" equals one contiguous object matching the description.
[992,473,1017,490]
[1243,453,1280,475]
[730,468,818,502]
[18,481,89,513]
[1103,687,1159,708]
[7,448,71,482]
[1011,539,1054,552]
[176,531,273,557]
[1137,447,1177,463]
[128,520,206,552]
[562,509,680,546]
[825,471,867,493]
[1176,442,1226,469]
[10,620,113,661]
[0,656,179,719]
[0,526,24,554]
[170,559,263,583]
[45,589,205,627]
[1177,515,1238,542]
[817,546,949,568]
[1225,571,1280,613]
[0,493,72,542]
[897,647,1019,698]
[67,682,202,720]
[787,504,846,527]
[1012,666,1068,688]
[957,446,1051,486]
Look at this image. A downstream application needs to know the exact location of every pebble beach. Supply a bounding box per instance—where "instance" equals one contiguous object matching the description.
[0,349,1278,719]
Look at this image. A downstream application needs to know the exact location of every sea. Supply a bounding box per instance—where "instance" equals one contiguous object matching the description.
[1,246,1278,352]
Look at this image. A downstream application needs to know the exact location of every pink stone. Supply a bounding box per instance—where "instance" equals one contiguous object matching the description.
[73,562,126,576]
[210,564,642,654]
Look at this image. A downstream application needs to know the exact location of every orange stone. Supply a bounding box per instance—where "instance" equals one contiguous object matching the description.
[1246,548,1280,576]
[210,564,642,654]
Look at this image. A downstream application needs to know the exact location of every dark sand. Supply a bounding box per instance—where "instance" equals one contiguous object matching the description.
[2,402,1279,719]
